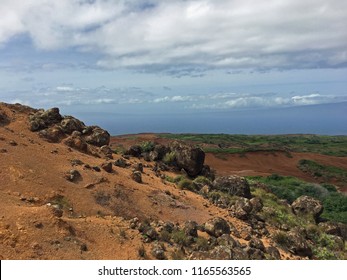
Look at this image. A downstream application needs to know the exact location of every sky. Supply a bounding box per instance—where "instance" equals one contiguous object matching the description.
[0,0,346,134]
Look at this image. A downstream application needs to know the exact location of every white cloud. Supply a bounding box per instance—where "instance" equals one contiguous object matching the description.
[0,0,346,72]
[190,93,347,110]
[153,95,193,103]
[56,86,75,92]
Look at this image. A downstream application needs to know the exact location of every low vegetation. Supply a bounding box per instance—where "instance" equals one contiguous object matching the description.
[298,159,347,182]
[159,134,347,156]
[248,174,347,224]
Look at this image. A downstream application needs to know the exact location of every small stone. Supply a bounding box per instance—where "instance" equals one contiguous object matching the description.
[34,222,44,229]
[151,243,166,260]
[101,162,113,173]
[133,163,144,173]
[131,171,142,183]
[114,158,128,168]
[52,207,63,218]
[9,140,18,146]
[92,166,101,172]
[64,169,81,182]
[80,243,88,251]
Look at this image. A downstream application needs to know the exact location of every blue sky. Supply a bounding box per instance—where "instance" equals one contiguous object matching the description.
[0,0,346,133]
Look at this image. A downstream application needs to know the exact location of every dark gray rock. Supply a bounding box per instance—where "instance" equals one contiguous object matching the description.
[99,145,113,159]
[125,145,142,157]
[29,108,62,131]
[60,116,85,134]
[149,144,169,161]
[114,158,128,168]
[230,198,253,220]
[64,135,88,152]
[84,126,110,147]
[319,222,347,240]
[101,162,113,173]
[184,220,198,237]
[212,176,251,198]
[131,171,142,183]
[291,195,323,221]
[64,169,82,182]
[249,237,265,251]
[151,243,166,260]
[133,163,144,173]
[204,217,231,238]
[287,229,313,258]
[208,245,232,260]
[169,141,205,177]
[266,246,281,260]
[38,125,65,143]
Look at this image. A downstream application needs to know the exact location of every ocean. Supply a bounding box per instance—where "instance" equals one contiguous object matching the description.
[75,102,347,136]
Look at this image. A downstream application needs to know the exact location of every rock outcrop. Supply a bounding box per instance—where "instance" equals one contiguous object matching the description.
[27,107,111,156]
[169,141,205,177]
[212,175,251,198]
[291,195,323,221]
[204,217,231,238]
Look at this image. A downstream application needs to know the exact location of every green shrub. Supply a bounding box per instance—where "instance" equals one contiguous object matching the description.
[272,231,290,248]
[171,230,191,246]
[193,176,212,186]
[177,179,196,191]
[140,141,155,152]
[250,175,347,224]
[195,237,210,251]
[159,230,172,242]
[163,152,176,164]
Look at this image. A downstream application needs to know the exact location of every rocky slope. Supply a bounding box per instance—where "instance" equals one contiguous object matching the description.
[0,102,345,260]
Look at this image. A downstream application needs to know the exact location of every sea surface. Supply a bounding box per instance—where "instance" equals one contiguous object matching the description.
[76,102,347,136]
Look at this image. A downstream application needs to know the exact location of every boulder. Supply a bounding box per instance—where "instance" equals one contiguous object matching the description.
[133,163,144,173]
[169,141,205,177]
[204,217,231,238]
[319,222,347,240]
[286,229,312,257]
[0,110,9,126]
[60,116,85,134]
[125,145,142,157]
[230,198,253,220]
[184,220,198,237]
[38,125,65,143]
[291,195,323,221]
[217,234,239,248]
[149,144,169,161]
[151,243,166,260]
[64,135,88,152]
[101,162,113,173]
[200,165,216,181]
[245,247,265,260]
[84,126,110,147]
[266,246,281,260]
[99,145,113,159]
[64,169,82,182]
[212,175,251,198]
[114,158,128,168]
[208,245,232,260]
[131,171,142,183]
[231,247,249,260]
[29,108,62,131]
[249,237,265,251]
